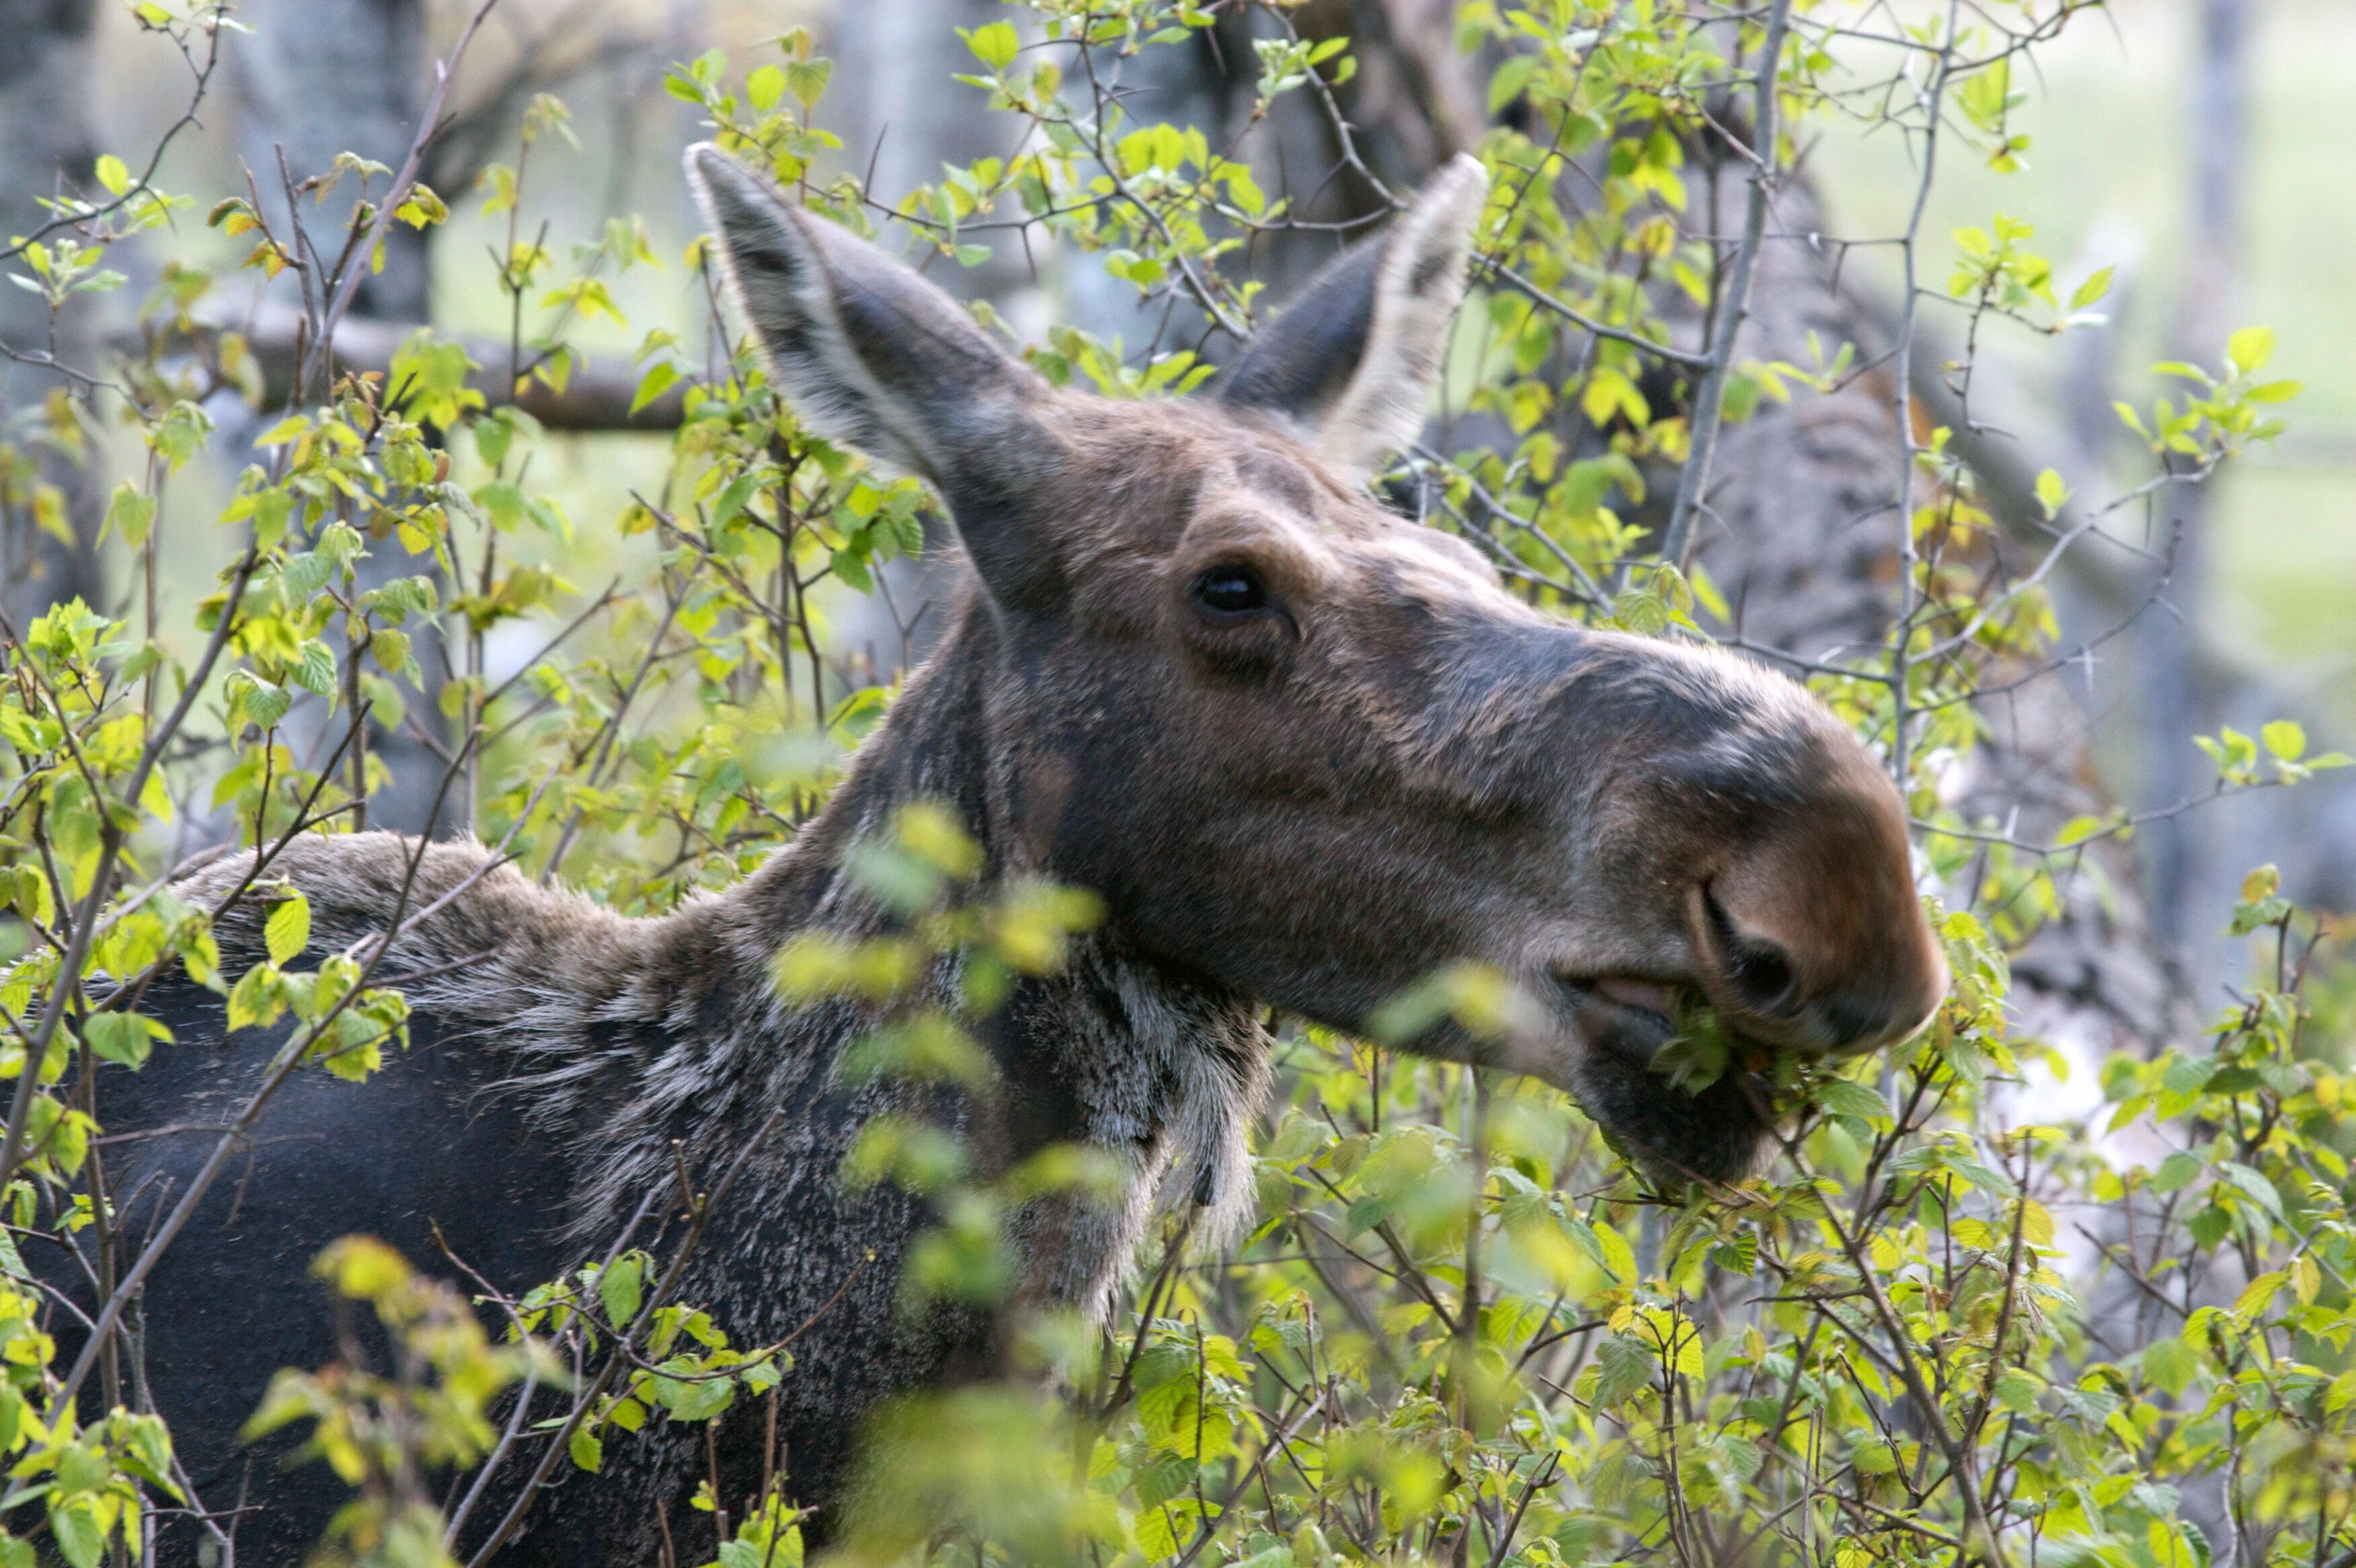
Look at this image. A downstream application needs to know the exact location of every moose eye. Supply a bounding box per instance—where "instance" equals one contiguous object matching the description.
[1192,565,1269,617]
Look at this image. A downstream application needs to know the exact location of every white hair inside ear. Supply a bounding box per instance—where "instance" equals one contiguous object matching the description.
[1315,155,1490,474]
[1216,153,1490,482]
[681,142,1041,486]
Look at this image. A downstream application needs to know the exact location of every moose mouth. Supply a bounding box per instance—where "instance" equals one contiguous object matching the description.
[1580,975,1685,1051]
[1549,972,1700,1070]
[1548,971,1778,1185]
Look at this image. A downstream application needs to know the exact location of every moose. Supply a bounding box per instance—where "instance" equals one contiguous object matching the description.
[54,145,1945,1563]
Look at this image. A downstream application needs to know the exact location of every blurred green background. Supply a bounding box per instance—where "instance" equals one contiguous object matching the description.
[1809,0,2356,703]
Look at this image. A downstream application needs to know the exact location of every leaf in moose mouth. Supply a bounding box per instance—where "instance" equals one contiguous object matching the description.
[1648,992,1743,1095]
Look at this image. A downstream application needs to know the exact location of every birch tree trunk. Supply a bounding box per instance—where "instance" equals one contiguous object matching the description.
[233,0,432,319]
[819,0,1063,683]
[233,0,450,834]
[2142,0,2252,965]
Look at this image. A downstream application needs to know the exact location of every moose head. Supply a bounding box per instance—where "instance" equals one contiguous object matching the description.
[686,145,1946,1184]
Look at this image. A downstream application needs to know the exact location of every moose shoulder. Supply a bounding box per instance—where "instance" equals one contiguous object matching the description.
[59,147,1945,1564]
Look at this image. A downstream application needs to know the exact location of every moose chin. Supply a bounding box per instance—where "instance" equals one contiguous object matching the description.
[48,145,1945,1564]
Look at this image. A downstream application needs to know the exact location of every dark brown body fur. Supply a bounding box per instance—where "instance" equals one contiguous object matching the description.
[101,597,1269,1562]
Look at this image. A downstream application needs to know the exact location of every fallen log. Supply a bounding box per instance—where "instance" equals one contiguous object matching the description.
[155,301,689,432]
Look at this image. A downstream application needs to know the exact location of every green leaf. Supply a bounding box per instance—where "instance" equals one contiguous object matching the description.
[266,893,311,968]
[2160,1055,2215,1097]
[288,639,338,696]
[2226,325,2275,375]
[2033,468,2070,519]
[600,1253,644,1331]
[1133,1499,1185,1560]
[1814,1078,1890,1126]
[253,414,311,448]
[2151,1152,2203,1193]
[1487,55,1539,114]
[2261,719,2306,762]
[1592,1336,1654,1407]
[785,58,832,109]
[711,473,760,530]
[962,21,1020,70]
[2219,1161,2283,1220]
[2142,1335,2199,1397]
[102,482,155,549]
[81,1013,157,1069]
[476,479,526,533]
[49,1506,100,1568]
[2068,265,2113,311]
[370,629,415,680]
[569,1423,603,1473]
[1594,1222,1636,1284]
[2232,1269,2285,1319]
[280,551,333,601]
[629,360,679,416]
[243,677,291,732]
[474,415,514,468]
[652,1364,735,1421]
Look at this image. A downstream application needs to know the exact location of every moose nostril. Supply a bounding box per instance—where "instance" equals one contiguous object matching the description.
[1821,991,1897,1053]
[1702,883,1797,1013]
[1727,941,1796,1011]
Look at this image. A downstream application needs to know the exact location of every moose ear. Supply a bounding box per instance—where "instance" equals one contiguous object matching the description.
[684,143,1042,488]
[1217,153,1487,481]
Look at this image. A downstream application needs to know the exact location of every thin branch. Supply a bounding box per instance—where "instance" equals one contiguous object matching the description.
[1659,0,1795,570]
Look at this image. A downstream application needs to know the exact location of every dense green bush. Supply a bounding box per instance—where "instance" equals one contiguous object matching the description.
[0,0,2351,1565]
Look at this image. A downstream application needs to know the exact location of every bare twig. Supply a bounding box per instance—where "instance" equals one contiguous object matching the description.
[1659,0,1795,570]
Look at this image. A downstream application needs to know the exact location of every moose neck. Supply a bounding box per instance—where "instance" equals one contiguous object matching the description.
[670,585,1272,1277]
[724,588,1006,943]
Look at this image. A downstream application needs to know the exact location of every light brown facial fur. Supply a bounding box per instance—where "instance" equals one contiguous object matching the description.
[686,145,1948,1183]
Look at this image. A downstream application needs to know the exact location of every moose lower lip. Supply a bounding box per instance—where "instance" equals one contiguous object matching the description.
[1592,975,1678,1022]
[1555,974,1683,1068]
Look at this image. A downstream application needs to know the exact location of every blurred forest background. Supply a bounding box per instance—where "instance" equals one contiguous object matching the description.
[11,0,2352,997]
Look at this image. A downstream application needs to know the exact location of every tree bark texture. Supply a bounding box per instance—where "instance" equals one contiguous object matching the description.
[1667,157,2197,1068]
[2139,0,2250,969]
